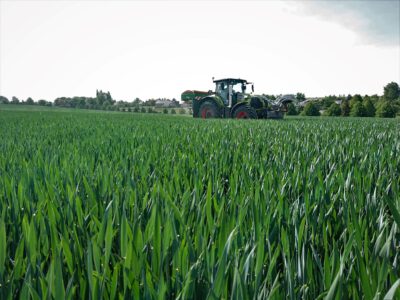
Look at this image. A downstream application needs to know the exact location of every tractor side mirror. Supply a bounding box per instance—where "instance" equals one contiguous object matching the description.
[252,84,254,93]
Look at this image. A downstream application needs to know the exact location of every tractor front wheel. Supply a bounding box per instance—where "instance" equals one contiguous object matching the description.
[198,101,219,119]
[233,106,258,119]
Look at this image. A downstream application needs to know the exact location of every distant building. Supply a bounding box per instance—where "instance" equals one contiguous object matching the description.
[180,102,191,108]
[335,100,343,105]
[155,100,174,108]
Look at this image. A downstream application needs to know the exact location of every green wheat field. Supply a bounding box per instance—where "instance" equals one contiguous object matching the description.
[0,107,399,299]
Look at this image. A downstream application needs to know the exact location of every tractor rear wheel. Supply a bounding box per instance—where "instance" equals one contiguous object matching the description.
[233,105,258,119]
[198,101,219,118]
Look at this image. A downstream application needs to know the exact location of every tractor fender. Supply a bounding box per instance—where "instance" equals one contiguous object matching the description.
[200,96,224,107]
[231,101,249,115]
[194,96,224,117]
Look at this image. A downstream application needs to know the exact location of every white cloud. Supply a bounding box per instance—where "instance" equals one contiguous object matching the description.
[294,0,400,47]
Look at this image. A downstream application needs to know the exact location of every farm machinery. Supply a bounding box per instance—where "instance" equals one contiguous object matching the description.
[181,78,295,119]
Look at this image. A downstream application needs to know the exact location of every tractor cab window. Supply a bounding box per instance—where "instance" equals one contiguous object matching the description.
[232,83,244,94]
[216,83,226,93]
[230,83,245,104]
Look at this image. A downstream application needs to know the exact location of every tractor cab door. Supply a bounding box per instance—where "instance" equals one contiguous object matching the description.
[231,83,245,107]
[216,82,229,106]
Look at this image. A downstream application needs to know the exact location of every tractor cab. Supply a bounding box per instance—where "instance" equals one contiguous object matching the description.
[213,78,254,107]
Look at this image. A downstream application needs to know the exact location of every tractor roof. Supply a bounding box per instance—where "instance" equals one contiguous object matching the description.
[213,78,249,84]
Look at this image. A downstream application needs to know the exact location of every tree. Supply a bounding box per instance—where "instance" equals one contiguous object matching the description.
[38,99,48,106]
[286,103,298,115]
[325,103,341,116]
[134,106,139,113]
[302,102,320,116]
[341,100,350,116]
[350,102,365,117]
[133,98,142,105]
[163,108,168,114]
[11,96,20,104]
[321,95,337,109]
[26,97,34,105]
[96,89,113,105]
[171,109,176,114]
[0,96,9,104]
[363,98,376,117]
[350,94,362,108]
[383,82,400,101]
[296,93,306,101]
[143,99,156,106]
[179,108,186,114]
[141,107,146,113]
[369,94,380,105]
[376,101,396,118]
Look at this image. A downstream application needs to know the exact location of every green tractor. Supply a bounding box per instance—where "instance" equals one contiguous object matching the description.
[181,78,295,119]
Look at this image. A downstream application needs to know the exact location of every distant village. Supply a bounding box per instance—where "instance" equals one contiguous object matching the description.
[0,90,192,114]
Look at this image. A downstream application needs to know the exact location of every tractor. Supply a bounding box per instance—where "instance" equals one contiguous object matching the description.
[181,78,295,119]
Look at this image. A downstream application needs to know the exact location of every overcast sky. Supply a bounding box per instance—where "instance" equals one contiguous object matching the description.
[0,0,399,101]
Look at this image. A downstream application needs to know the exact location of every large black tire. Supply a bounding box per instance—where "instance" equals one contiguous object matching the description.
[232,105,258,119]
[198,101,219,118]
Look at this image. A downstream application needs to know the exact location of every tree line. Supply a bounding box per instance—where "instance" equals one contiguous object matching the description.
[0,90,183,112]
[285,82,400,118]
